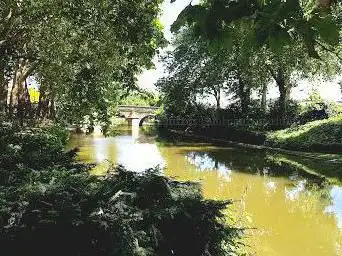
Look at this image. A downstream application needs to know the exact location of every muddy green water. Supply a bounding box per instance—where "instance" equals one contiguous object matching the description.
[68,128,342,256]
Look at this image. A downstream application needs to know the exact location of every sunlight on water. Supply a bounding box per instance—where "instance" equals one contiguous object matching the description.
[115,135,165,172]
[68,129,164,173]
[68,129,342,256]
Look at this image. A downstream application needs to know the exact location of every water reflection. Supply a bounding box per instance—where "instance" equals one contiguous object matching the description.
[326,186,342,228]
[115,135,164,172]
[285,180,306,201]
[68,130,164,173]
[185,152,232,180]
[68,131,342,256]
[179,149,342,255]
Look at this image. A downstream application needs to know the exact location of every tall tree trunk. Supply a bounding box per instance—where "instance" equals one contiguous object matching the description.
[238,77,251,117]
[261,83,267,113]
[36,88,44,119]
[0,66,7,112]
[8,65,20,118]
[277,74,291,118]
[16,77,26,126]
[268,66,291,118]
[8,59,36,121]
[213,87,221,110]
[48,96,56,119]
[24,80,32,118]
[278,79,287,117]
[37,83,56,120]
[214,88,221,123]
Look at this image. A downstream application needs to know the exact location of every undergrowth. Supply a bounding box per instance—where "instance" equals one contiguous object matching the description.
[0,123,243,256]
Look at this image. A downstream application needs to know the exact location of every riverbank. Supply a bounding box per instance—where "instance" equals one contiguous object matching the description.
[160,115,342,154]
[266,115,342,153]
[167,129,342,160]
[165,129,342,183]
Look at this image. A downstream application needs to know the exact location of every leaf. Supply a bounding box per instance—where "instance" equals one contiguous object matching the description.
[311,14,340,45]
[296,20,321,58]
[171,4,206,33]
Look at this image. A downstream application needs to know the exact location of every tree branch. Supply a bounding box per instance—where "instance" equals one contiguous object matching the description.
[316,40,342,62]
[267,66,278,81]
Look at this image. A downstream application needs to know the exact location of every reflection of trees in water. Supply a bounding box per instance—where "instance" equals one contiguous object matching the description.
[184,148,327,184]
[159,144,342,254]
[185,151,232,181]
[160,144,342,255]
[184,149,338,214]
[325,186,342,228]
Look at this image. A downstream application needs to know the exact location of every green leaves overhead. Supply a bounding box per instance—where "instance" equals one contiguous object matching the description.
[171,0,341,58]
[171,5,206,34]
[312,14,340,45]
[0,0,165,123]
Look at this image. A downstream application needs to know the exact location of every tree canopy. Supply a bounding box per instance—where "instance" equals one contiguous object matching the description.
[0,0,165,124]
[157,0,341,123]
[171,0,341,58]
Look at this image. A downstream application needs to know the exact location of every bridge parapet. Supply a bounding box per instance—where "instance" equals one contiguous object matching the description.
[118,105,159,113]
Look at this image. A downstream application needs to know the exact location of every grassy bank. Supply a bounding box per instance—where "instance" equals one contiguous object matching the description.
[159,114,342,154]
[266,115,342,153]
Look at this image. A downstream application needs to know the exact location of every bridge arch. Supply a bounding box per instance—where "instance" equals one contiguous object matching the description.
[139,115,156,127]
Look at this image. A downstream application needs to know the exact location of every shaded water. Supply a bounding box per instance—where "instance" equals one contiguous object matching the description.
[68,128,342,256]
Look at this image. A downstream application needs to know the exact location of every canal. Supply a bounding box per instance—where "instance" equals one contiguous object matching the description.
[68,127,342,256]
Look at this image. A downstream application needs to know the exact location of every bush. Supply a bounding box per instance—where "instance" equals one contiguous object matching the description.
[0,124,242,256]
[0,166,242,256]
[268,99,300,128]
[297,90,342,125]
[266,115,342,152]
[193,126,266,145]
[0,124,73,170]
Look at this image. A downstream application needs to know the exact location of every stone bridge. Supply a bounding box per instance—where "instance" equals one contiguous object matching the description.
[117,105,159,127]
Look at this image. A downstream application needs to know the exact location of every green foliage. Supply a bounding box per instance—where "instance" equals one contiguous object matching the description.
[266,115,342,152]
[0,124,242,255]
[0,166,241,256]
[160,2,341,126]
[268,99,301,121]
[295,90,342,125]
[171,0,342,58]
[0,0,165,123]
[120,90,161,107]
[0,123,73,171]
[157,24,270,118]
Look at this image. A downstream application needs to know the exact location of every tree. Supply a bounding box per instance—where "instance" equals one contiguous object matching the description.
[158,22,270,118]
[157,29,231,118]
[0,0,165,124]
[171,0,341,59]
[120,89,161,107]
[170,0,342,118]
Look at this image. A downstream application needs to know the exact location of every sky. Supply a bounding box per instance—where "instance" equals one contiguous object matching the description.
[137,0,342,103]
[137,0,197,92]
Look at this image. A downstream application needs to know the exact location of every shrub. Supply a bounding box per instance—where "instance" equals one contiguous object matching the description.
[297,90,342,125]
[0,167,242,256]
[0,124,73,170]
[266,115,342,152]
[268,99,300,128]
